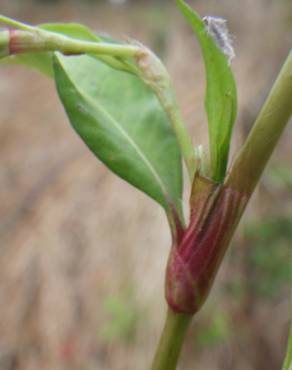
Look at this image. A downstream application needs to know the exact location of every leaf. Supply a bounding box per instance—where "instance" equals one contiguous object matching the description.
[177,0,237,182]
[1,51,53,77]
[1,22,136,76]
[53,53,183,216]
[40,23,99,41]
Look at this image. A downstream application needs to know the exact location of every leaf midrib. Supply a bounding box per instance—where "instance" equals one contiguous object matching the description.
[58,58,171,206]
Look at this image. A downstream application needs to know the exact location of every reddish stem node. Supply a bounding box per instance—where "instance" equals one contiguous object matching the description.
[166,174,247,314]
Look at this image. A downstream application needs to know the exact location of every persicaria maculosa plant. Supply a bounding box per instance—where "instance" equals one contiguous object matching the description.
[1,1,291,369]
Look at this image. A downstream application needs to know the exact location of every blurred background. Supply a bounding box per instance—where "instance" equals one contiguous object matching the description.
[0,0,291,369]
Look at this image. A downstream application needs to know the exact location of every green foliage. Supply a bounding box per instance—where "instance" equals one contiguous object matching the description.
[224,278,245,299]
[101,294,139,343]
[266,164,292,191]
[226,215,292,300]
[194,311,230,348]
[177,0,237,182]
[53,53,183,215]
[0,20,183,218]
[244,216,292,298]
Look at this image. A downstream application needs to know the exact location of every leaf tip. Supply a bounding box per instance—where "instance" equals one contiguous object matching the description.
[203,16,235,65]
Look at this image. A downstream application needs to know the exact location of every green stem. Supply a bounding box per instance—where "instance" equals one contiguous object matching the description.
[0,30,9,57]
[0,14,140,59]
[226,51,292,194]
[0,14,36,31]
[150,309,192,370]
[0,29,139,58]
[282,298,292,370]
[135,48,196,181]
[163,99,196,181]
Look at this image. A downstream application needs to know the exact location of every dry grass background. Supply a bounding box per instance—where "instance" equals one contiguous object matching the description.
[0,1,291,369]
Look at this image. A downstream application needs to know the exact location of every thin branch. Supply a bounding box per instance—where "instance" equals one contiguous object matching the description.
[226,51,292,195]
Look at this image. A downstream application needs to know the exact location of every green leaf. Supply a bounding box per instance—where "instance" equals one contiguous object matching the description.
[1,22,136,76]
[177,0,237,182]
[1,51,53,76]
[53,53,183,216]
[40,22,100,41]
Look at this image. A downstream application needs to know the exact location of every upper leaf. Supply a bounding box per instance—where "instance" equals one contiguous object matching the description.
[177,0,237,182]
[53,53,183,217]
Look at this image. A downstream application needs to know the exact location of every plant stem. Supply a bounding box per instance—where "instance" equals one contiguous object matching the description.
[163,99,196,181]
[1,29,139,57]
[282,299,292,370]
[153,86,196,182]
[0,30,9,57]
[135,48,196,181]
[226,51,292,195]
[0,14,36,31]
[0,14,140,59]
[150,308,192,370]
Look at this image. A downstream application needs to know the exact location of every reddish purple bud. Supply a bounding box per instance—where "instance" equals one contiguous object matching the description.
[166,175,247,314]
